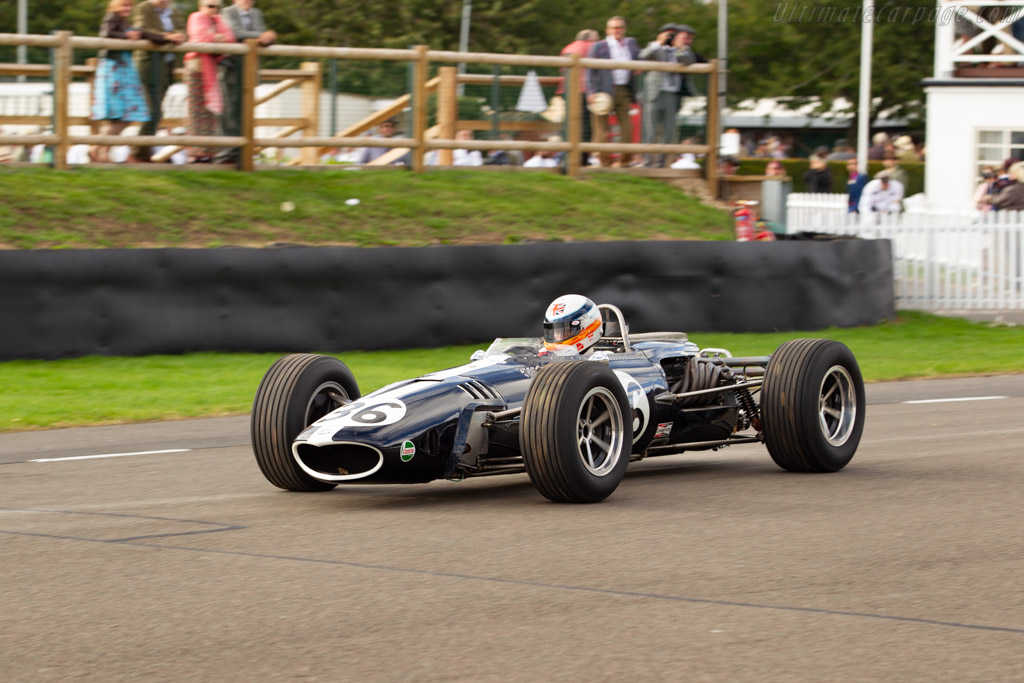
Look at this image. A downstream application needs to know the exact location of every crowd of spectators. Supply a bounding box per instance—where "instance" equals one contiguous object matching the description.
[975,159,1024,212]
[0,7,947,179]
[32,0,274,165]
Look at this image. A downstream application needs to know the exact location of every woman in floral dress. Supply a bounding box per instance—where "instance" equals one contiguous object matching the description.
[91,0,151,162]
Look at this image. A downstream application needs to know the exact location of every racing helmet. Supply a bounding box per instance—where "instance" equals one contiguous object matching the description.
[543,294,603,352]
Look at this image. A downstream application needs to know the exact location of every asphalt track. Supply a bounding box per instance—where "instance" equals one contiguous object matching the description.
[2,375,1023,681]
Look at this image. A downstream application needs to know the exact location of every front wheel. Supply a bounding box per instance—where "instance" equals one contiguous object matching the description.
[761,339,865,473]
[520,361,631,503]
[251,354,360,491]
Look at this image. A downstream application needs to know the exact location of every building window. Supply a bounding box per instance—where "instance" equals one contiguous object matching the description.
[977,129,1024,178]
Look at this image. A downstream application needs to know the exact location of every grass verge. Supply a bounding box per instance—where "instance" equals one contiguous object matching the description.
[1,312,1020,432]
[0,168,732,249]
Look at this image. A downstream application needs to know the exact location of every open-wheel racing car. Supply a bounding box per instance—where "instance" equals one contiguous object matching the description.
[251,295,866,503]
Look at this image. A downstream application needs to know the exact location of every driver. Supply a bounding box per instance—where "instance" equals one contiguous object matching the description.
[542,294,603,353]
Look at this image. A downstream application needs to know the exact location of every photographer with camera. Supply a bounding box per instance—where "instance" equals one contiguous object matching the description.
[985,161,1024,211]
[639,23,686,168]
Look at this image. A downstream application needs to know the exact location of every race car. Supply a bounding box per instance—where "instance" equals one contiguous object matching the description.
[251,295,865,503]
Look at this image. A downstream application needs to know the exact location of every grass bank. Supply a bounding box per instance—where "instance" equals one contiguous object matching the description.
[1,312,1021,432]
[0,168,731,249]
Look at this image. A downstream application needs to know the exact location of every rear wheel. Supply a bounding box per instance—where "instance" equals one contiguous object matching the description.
[520,361,631,503]
[251,354,360,491]
[761,339,865,472]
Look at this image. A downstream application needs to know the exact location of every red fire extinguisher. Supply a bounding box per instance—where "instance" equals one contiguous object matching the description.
[733,201,757,242]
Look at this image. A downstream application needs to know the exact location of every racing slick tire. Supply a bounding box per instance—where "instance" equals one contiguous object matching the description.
[520,360,631,503]
[251,354,360,491]
[761,339,865,473]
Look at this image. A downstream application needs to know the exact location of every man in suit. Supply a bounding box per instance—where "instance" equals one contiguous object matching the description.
[132,0,186,162]
[587,16,640,167]
[218,0,277,164]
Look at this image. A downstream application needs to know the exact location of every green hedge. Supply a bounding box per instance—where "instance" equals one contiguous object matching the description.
[738,158,924,196]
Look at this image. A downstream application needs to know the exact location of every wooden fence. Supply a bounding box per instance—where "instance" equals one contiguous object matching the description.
[0,32,718,183]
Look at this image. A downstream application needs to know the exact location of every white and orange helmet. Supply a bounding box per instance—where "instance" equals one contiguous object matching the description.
[543,294,603,352]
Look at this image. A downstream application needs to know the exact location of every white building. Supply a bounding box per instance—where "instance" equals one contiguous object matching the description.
[924,0,1024,209]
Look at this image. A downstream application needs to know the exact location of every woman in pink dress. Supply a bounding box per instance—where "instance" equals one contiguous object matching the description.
[185,0,234,162]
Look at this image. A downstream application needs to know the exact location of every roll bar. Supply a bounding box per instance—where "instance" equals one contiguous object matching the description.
[597,303,631,352]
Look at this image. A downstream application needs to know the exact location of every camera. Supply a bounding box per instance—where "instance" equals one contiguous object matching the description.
[663,31,677,46]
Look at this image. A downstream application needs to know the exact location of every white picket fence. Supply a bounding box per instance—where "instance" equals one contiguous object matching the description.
[787,193,1024,310]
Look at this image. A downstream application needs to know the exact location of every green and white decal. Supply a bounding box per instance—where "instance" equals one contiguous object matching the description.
[400,440,416,462]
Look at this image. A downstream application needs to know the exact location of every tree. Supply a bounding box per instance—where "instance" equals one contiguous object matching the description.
[674,0,934,129]
[1,0,937,131]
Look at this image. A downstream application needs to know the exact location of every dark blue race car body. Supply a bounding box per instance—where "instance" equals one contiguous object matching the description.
[252,304,866,503]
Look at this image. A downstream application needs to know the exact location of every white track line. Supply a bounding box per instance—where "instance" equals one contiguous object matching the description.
[31,448,191,463]
[903,396,1007,404]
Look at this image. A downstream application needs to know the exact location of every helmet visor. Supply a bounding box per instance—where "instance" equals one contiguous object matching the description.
[543,319,579,344]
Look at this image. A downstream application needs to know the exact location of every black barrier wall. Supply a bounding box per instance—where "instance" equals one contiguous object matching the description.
[0,240,893,359]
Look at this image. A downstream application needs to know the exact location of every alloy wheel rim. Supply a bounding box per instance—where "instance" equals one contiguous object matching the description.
[576,387,624,476]
[818,365,856,446]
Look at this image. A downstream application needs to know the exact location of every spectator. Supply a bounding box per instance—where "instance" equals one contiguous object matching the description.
[358,119,408,165]
[219,0,277,164]
[720,155,740,176]
[765,136,787,159]
[881,153,908,191]
[322,146,361,164]
[670,153,700,170]
[986,162,1024,211]
[451,130,483,167]
[893,135,920,163]
[639,23,682,168]
[809,145,830,162]
[674,25,703,97]
[90,0,150,163]
[974,166,999,212]
[132,0,186,163]
[524,136,563,168]
[185,0,235,163]
[826,138,856,161]
[859,170,904,216]
[867,131,888,161]
[587,16,640,167]
[670,136,701,169]
[426,129,483,167]
[765,160,785,177]
[846,158,869,213]
[483,133,522,166]
[740,135,757,157]
[558,28,599,167]
[803,157,832,192]
[154,127,189,164]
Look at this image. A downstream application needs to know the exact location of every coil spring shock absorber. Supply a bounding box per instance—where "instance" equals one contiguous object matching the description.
[717,363,760,431]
